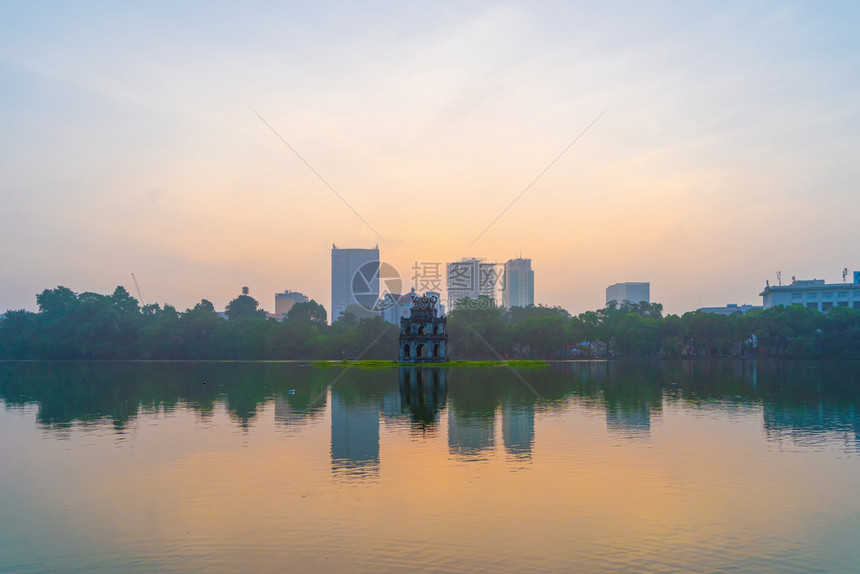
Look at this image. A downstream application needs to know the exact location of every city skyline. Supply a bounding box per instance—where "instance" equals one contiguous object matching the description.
[3,2,860,317]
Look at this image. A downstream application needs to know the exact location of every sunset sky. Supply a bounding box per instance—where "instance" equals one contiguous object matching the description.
[2,1,859,316]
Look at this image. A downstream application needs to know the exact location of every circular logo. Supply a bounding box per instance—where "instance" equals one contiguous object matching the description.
[351,260,402,312]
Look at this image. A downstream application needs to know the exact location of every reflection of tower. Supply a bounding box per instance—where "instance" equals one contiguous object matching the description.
[502,403,534,457]
[448,407,495,458]
[399,367,447,431]
[330,389,380,473]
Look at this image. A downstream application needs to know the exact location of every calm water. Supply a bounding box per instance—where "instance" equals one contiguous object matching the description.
[1,360,859,573]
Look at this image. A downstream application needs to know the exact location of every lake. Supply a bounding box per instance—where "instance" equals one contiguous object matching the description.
[1,360,859,573]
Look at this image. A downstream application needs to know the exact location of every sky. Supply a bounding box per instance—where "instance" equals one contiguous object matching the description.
[2,0,859,317]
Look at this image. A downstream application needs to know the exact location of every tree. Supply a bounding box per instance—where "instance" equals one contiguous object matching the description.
[36,286,77,315]
[0,310,37,358]
[225,295,265,320]
[448,297,512,358]
[178,299,224,358]
[287,300,327,326]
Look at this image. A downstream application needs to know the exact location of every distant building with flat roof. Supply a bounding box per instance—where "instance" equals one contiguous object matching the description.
[606,282,650,306]
[760,271,860,311]
[275,290,309,318]
[697,304,761,315]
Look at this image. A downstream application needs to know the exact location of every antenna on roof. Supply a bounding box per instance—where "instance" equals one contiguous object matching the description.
[843,268,848,283]
[776,271,781,286]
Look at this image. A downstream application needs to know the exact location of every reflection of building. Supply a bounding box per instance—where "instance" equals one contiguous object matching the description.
[448,408,495,458]
[447,257,500,310]
[763,400,860,446]
[503,258,534,308]
[331,244,379,323]
[275,290,309,318]
[381,389,408,424]
[502,403,534,457]
[273,392,325,431]
[760,273,860,311]
[606,282,650,306]
[605,403,652,437]
[697,303,760,315]
[330,390,379,472]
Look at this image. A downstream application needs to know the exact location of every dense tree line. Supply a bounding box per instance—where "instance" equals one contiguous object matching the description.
[0,286,397,360]
[446,297,860,359]
[1,287,859,360]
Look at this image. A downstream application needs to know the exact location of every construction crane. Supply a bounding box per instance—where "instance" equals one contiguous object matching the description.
[131,273,145,305]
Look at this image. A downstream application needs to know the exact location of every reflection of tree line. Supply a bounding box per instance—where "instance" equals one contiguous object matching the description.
[0,362,331,431]
[2,360,859,451]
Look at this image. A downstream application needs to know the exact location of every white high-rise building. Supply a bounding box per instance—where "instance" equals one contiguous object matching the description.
[331,244,379,323]
[503,258,534,308]
[606,282,650,306]
[447,257,501,310]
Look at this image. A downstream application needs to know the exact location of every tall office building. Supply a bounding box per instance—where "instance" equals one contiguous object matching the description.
[606,282,650,306]
[447,257,500,310]
[503,258,534,308]
[331,244,379,323]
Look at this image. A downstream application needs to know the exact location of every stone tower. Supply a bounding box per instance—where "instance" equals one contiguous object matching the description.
[399,294,448,363]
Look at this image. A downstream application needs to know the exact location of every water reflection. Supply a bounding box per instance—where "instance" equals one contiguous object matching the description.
[2,360,860,455]
[4,360,860,573]
[502,404,534,459]
[394,367,445,436]
[331,389,380,476]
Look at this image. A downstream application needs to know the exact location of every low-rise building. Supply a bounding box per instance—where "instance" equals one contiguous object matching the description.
[275,290,309,318]
[760,273,860,311]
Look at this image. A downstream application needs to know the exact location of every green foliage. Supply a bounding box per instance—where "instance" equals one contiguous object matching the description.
[225,294,266,320]
[288,300,328,326]
[3,287,860,359]
[444,297,860,359]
